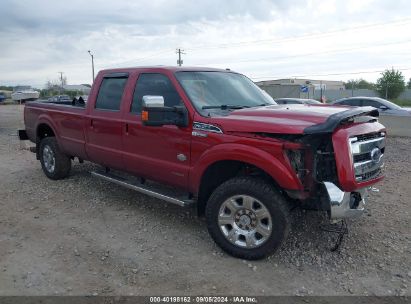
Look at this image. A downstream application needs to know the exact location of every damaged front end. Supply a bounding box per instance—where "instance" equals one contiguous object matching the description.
[281,107,385,220]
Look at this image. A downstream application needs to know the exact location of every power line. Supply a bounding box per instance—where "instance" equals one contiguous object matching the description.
[250,67,411,80]
[185,17,411,51]
[108,36,411,69]
[193,39,411,66]
[101,17,411,67]
[102,49,174,69]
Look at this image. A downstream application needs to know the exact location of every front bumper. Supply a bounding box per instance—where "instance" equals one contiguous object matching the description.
[323,182,367,219]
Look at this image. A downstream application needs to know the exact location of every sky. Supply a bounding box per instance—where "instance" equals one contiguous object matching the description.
[1,0,411,88]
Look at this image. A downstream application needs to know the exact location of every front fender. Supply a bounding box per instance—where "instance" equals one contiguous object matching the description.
[189,143,302,194]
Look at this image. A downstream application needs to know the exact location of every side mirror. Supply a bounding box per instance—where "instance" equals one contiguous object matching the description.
[142,95,165,108]
[141,95,188,127]
[379,105,388,111]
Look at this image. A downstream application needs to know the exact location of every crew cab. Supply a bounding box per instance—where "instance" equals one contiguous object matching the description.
[19,67,386,260]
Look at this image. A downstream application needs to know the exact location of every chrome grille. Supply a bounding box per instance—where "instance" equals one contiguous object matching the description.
[349,132,385,182]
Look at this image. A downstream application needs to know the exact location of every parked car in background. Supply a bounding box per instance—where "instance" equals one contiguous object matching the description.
[47,95,72,103]
[0,92,6,102]
[331,97,411,116]
[275,98,321,105]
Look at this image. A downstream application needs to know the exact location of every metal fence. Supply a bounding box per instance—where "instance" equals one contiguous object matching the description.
[258,84,411,102]
[316,89,411,102]
[313,89,378,101]
[257,84,302,99]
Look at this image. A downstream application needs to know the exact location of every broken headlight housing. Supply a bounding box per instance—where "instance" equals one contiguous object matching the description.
[286,149,306,181]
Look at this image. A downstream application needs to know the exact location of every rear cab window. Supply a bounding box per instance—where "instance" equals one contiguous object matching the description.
[95,73,128,111]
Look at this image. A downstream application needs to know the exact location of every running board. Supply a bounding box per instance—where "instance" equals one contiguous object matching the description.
[90,171,194,207]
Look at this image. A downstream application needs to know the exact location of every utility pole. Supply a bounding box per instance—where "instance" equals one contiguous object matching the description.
[58,72,64,95]
[385,82,389,99]
[88,50,95,83]
[176,48,185,66]
[320,80,323,103]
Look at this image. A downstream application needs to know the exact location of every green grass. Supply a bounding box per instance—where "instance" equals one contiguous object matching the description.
[391,99,411,107]
[0,99,16,105]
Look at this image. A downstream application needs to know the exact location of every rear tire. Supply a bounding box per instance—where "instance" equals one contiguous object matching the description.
[39,137,71,180]
[205,176,290,260]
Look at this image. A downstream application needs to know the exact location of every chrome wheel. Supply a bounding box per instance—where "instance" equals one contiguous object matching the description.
[42,145,55,173]
[218,195,272,248]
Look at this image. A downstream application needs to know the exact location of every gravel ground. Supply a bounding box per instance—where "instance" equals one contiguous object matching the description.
[0,104,410,296]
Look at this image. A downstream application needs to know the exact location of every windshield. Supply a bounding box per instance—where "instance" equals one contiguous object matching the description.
[175,71,276,114]
[375,98,403,110]
[305,99,321,104]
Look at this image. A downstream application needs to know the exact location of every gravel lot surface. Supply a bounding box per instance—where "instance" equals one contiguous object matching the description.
[0,104,410,296]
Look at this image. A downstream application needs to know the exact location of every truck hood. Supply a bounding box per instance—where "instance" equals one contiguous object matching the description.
[210,104,379,135]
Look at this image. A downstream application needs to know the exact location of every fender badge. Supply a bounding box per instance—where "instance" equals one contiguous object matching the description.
[177,153,187,162]
[192,131,208,138]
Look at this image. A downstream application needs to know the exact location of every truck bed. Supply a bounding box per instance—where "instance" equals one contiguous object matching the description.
[24,101,88,160]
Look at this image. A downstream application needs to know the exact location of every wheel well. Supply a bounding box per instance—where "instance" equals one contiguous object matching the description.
[197,160,277,215]
[36,123,55,159]
[37,123,55,140]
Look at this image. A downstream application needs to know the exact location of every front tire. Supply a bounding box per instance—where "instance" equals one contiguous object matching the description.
[39,137,71,180]
[205,176,290,260]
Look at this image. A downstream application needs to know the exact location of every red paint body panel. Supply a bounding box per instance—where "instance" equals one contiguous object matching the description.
[24,103,88,160]
[214,104,350,134]
[23,66,385,198]
[189,111,302,193]
[332,121,386,192]
[119,69,194,189]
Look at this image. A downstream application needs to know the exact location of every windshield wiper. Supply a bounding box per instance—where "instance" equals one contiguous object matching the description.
[202,104,250,110]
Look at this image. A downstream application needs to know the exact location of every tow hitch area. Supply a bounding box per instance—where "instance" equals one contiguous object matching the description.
[18,129,29,140]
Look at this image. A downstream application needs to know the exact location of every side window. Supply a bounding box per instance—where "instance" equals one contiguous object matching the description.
[341,99,361,106]
[131,73,182,113]
[351,99,362,106]
[95,76,128,111]
[362,99,382,109]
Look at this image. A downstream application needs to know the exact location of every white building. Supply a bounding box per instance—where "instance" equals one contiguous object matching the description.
[63,84,91,94]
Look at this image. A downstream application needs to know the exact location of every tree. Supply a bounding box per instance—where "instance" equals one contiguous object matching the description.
[345,80,356,90]
[376,68,405,99]
[357,79,374,89]
[345,78,374,90]
[0,85,14,91]
[64,90,84,98]
[407,78,411,89]
[45,80,60,90]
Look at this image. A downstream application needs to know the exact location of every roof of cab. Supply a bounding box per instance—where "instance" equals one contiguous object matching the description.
[98,66,236,74]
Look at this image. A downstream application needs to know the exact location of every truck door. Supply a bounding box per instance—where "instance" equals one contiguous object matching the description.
[122,72,192,189]
[85,73,129,170]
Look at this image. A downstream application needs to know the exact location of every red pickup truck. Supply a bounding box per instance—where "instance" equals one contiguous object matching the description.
[20,67,386,259]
